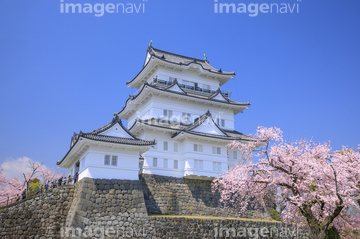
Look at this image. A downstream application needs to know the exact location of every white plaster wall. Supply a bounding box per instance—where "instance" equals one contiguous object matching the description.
[127,101,154,128]
[126,95,235,130]
[76,146,141,180]
[135,129,233,178]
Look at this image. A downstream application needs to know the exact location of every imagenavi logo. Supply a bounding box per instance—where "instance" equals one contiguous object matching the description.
[214,0,301,17]
[60,0,147,17]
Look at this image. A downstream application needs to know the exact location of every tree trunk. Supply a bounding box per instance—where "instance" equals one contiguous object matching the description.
[309,227,327,239]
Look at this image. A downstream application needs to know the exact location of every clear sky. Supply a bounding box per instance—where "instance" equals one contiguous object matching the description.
[0,0,359,172]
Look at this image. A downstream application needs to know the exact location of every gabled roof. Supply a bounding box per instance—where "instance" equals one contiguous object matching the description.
[78,115,137,139]
[172,110,230,139]
[183,110,227,134]
[208,88,230,103]
[57,116,155,167]
[128,111,257,142]
[164,79,187,94]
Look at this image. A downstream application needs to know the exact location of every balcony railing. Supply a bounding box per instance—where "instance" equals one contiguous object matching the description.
[154,79,231,99]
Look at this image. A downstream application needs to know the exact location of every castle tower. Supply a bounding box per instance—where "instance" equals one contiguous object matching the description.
[118,46,253,179]
[58,45,254,181]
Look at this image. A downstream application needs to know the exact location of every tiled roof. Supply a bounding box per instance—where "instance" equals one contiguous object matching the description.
[130,117,191,131]
[128,82,250,107]
[78,134,156,146]
[83,115,138,138]
[130,112,257,142]
[57,116,155,166]
[148,47,235,76]
[183,110,227,134]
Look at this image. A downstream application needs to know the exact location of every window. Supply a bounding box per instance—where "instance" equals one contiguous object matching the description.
[164,141,168,151]
[104,155,110,165]
[233,151,238,159]
[182,80,195,87]
[164,159,168,168]
[111,156,118,166]
[174,143,178,152]
[217,118,225,127]
[213,162,222,172]
[153,158,158,167]
[194,144,203,152]
[212,147,221,155]
[194,160,203,170]
[174,160,178,169]
[182,113,191,124]
[203,84,211,90]
[164,109,173,118]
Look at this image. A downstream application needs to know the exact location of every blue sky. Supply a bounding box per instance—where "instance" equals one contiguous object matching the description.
[0,0,359,172]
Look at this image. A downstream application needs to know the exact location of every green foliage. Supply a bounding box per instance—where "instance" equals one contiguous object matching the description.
[326,226,340,239]
[308,184,317,192]
[28,179,41,197]
[268,209,280,221]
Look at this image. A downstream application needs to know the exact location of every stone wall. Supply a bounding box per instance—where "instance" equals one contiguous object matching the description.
[141,174,270,219]
[151,217,311,239]
[0,175,310,238]
[63,177,154,238]
[0,185,74,239]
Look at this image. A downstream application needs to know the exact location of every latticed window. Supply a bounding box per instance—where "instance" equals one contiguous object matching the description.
[111,156,118,166]
[194,160,203,170]
[212,147,221,155]
[217,118,225,127]
[213,162,221,172]
[163,109,173,118]
[104,155,110,165]
[174,160,178,169]
[194,144,203,152]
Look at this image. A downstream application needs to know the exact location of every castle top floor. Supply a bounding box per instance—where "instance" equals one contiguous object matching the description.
[126,46,236,91]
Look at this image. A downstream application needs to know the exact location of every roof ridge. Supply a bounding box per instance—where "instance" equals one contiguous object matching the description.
[76,115,139,140]
[208,88,230,102]
[150,46,206,63]
[177,111,229,137]
[164,79,187,94]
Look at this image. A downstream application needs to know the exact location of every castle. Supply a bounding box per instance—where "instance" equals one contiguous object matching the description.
[1,45,311,239]
[57,45,254,181]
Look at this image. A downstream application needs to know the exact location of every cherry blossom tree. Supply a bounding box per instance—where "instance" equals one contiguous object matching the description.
[212,127,360,239]
[0,161,63,205]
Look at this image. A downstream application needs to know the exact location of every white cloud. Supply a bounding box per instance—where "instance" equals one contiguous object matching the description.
[1,157,35,180]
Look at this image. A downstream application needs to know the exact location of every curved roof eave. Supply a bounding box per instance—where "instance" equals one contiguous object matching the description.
[117,84,250,118]
[126,56,235,88]
[57,136,155,168]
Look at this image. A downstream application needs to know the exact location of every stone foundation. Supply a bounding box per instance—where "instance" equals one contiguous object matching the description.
[141,174,270,219]
[0,185,74,239]
[0,175,310,238]
[63,177,153,238]
[151,216,310,239]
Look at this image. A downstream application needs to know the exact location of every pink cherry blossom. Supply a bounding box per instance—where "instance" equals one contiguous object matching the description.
[213,127,360,239]
[0,161,63,205]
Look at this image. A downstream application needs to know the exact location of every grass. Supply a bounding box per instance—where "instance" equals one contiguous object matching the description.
[149,214,281,223]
